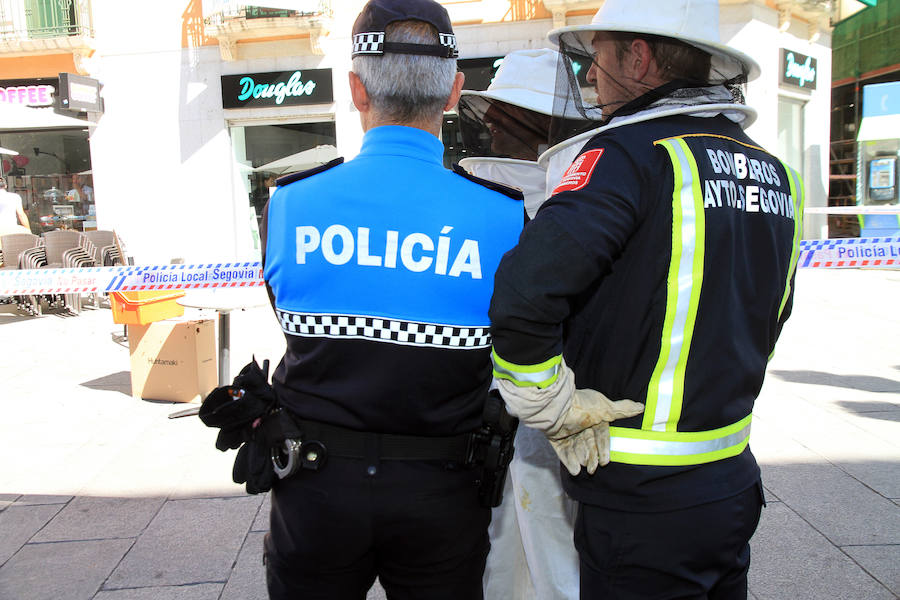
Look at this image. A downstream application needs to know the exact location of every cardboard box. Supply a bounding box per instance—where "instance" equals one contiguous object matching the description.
[129,319,217,403]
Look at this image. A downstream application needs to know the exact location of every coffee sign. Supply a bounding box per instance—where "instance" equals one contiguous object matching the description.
[781,49,817,90]
[0,78,56,106]
[221,69,333,109]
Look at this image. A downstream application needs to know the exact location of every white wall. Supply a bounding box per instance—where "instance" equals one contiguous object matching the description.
[87,0,234,264]
[721,2,832,240]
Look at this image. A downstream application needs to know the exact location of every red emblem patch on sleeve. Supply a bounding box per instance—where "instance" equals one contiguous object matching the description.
[551,148,604,195]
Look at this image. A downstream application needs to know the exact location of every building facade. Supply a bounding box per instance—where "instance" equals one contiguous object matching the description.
[0,0,835,263]
[830,0,900,238]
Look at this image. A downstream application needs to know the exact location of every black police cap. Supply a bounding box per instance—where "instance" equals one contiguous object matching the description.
[351,0,459,59]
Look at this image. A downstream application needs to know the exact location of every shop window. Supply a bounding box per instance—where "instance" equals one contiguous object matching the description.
[442,114,470,168]
[777,97,805,174]
[230,121,337,223]
[0,128,93,234]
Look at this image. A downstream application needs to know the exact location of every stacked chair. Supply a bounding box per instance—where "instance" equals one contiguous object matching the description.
[2,228,126,315]
[19,230,84,314]
[0,232,42,312]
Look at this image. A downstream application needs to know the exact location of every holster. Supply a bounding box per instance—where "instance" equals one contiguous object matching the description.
[467,389,518,507]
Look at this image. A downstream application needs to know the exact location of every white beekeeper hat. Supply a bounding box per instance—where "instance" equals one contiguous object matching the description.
[459,48,564,117]
[548,0,760,83]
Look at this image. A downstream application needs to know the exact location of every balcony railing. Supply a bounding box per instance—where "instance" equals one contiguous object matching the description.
[202,1,331,26]
[203,1,332,60]
[0,0,93,41]
[0,0,94,65]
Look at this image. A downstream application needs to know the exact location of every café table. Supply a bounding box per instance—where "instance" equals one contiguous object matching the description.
[177,287,269,387]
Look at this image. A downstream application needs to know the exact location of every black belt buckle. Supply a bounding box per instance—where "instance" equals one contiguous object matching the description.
[300,440,327,471]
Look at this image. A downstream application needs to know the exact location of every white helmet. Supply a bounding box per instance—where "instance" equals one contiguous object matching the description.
[548,0,759,84]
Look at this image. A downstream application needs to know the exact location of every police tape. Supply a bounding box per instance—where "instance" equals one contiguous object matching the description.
[798,237,900,269]
[0,238,897,296]
[0,263,263,295]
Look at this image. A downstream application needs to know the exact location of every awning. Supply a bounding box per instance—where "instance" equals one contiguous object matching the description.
[254,144,338,173]
[0,102,93,131]
[858,81,900,142]
[857,114,900,142]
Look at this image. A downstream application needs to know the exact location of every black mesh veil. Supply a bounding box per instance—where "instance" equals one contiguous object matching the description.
[457,94,591,161]
[550,28,751,140]
[457,95,553,161]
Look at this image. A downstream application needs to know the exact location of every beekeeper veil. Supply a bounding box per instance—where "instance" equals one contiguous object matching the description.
[457,49,589,217]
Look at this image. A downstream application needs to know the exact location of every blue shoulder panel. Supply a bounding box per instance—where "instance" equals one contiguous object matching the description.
[264,151,523,329]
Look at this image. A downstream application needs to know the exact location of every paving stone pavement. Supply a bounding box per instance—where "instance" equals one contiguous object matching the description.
[0,268,897,599]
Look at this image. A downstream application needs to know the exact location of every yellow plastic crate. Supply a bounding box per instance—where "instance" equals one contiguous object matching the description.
[109,290,186,325]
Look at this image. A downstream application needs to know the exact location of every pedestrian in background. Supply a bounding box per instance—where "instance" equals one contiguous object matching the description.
[0,178,30,234]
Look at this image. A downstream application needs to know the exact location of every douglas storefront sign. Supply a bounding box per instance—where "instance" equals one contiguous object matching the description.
[780,49,817,90]
[221,69,333,109]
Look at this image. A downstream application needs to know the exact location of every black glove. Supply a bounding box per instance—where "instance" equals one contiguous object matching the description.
[214,426,251,452]
[232,436,276,494]
[199,357,274,442]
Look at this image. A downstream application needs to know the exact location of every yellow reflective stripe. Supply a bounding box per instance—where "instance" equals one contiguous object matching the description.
[491,349,561,388]
[609,414,752,466]
[777,162,805,320]
[646,138,705,433]
[657,133,766,153]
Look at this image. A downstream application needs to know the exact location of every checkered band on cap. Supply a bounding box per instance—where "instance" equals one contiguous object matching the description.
[439,33,458,55]
[277,310,491,349]
[352,32,385,55]
[351,31,458,58]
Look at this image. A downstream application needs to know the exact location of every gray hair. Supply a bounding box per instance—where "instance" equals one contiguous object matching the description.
[352,20,457,123]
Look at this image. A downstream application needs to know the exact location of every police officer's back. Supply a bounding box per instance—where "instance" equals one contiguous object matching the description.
[259,1,523,598]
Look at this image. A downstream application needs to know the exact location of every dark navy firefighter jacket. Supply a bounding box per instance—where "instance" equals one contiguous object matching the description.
[489,114,805,511]
[262,125,523,437]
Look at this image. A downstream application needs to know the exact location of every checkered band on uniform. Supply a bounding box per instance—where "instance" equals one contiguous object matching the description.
[353,32,385,55]
[277,310,491,349]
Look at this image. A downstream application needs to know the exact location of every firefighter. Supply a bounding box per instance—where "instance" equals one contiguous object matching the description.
[488,0,804,598]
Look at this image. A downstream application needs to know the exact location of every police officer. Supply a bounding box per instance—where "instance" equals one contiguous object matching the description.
[488,1,805,598]
[457,49,582,600]
[259,1,523,598]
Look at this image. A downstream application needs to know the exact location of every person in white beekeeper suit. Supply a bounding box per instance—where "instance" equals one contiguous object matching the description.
[457,48,587,600]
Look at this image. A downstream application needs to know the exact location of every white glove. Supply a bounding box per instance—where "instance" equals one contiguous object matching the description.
[496,361,644,476]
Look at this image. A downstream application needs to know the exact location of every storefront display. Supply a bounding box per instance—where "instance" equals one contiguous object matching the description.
[0,127,93,234]
[231,121,337,222]
[1,76,95,236]
[856,81,900,237]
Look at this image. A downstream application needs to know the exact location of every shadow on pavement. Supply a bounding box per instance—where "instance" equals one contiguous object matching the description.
[769,369,900,393]
[835,401,900,421]
[79,371,132,395]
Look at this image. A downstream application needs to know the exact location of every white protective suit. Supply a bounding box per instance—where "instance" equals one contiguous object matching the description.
[460,154,580,600]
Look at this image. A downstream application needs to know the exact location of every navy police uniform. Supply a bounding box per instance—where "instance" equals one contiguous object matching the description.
[489,113,804,598]
[261,125,523,599]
